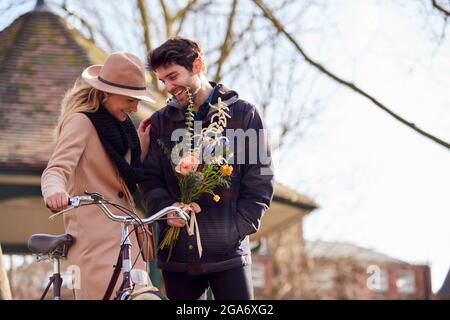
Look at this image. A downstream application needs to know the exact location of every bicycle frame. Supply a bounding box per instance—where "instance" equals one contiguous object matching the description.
[39,256,63,300]
[109,220,136,300]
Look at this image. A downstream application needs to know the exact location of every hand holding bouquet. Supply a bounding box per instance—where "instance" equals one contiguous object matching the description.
[158,90,233,261]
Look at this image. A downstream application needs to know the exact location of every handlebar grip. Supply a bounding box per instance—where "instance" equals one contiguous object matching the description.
[46,198,71,209]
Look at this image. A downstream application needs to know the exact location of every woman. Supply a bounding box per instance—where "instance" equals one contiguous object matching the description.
[41,52,153,299]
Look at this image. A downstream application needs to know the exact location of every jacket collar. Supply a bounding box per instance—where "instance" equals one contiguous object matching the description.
[164,82,239,122]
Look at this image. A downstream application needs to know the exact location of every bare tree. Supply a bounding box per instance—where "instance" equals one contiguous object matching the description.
[0,0,326,148]
[432,0,450,16]
[0,245,12,300]
[252,0,450,150]
[2,0,449,149]
[213,0,238,83]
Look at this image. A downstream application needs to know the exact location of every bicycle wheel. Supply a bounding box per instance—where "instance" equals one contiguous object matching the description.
[128,286,168,300]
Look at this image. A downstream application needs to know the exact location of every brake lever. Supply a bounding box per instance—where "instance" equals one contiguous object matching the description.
[48,205,75,220]
[84,191,104,201]
[173,208,190,222]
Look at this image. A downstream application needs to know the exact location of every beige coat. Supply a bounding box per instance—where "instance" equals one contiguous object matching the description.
[41,112,145,300]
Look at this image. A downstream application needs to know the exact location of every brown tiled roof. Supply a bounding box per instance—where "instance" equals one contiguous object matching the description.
[0,8,109,172]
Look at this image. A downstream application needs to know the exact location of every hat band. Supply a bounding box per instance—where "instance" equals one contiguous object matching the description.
[98,76,146,91]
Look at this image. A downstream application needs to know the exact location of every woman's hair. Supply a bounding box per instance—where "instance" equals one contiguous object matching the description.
[54,77,105,138]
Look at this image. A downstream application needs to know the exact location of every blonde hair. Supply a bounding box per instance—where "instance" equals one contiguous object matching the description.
[54,77,106,138]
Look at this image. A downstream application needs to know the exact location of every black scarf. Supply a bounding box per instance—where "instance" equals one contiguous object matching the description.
[82,106,147,194]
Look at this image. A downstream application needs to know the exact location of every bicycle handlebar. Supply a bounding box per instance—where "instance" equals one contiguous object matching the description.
[48,192,190,225]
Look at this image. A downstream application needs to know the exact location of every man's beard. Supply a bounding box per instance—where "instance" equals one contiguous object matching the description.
[172,84,200,106]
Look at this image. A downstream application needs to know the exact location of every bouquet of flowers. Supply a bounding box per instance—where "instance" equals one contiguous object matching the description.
[158,90,233,261]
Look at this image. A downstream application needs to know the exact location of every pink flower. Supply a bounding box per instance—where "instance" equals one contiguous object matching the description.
[175,153,200,176]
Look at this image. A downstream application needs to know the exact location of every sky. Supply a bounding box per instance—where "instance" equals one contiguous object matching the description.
[1,0,449,292]
[273,0,450,292]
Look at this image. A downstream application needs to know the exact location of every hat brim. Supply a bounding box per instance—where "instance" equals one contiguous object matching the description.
[81,65,156,103]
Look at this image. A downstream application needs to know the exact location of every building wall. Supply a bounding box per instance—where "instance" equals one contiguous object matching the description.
[253,250,434,300]
[251,216,433,300]
[253,216,312,299]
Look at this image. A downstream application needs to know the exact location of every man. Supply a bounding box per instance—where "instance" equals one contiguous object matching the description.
[141,37,274,300]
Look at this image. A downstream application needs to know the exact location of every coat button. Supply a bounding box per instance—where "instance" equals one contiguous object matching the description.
[188,245,193,250]
[118,191,124,198]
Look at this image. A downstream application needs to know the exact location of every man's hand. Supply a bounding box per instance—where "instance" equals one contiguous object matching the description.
[167,202,187,227]
[45,191,70,212]
[138,117,151,162]
[167,202,201,228]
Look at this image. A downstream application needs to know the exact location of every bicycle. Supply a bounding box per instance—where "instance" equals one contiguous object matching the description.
[27,191,189,300]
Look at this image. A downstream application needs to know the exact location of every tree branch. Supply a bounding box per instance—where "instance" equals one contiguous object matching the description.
[136,0,152,52]
[432,0,450,16]
[61,2,96,43]
[136,0,159,91]
[159,0,173,37]
[0,0,27,15]
[175,0,210,35]
[213,0,238,83]
[252,0,450,150]
[173,0,198,22]
[225,33,275,77]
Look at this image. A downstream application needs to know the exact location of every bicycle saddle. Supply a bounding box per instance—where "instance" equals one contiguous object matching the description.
[27,233,74,256]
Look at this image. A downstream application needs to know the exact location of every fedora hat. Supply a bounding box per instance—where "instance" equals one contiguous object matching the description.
[82,52,155,103]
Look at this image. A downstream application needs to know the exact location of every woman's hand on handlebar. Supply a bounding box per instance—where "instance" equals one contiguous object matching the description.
[46,191,70,212]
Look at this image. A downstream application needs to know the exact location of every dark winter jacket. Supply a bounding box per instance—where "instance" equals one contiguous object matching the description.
[140,83,274,275]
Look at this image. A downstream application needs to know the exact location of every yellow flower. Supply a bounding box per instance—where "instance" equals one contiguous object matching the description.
[213,194,221,202]
[220,164,233,176]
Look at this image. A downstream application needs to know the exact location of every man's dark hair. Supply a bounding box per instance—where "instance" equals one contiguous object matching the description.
[147,36,205,72]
